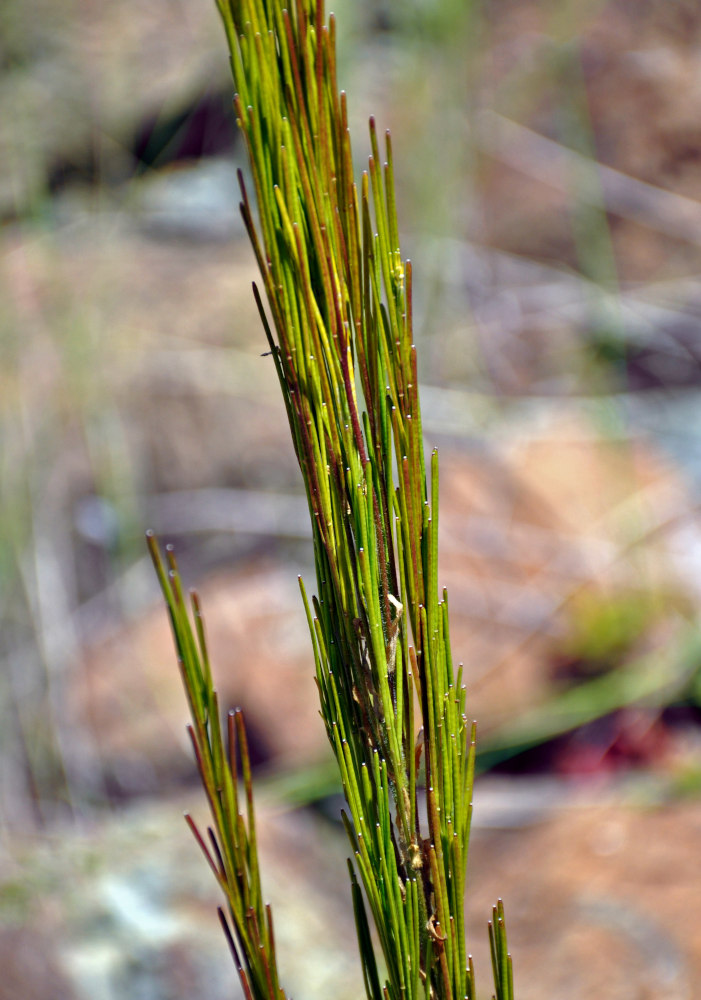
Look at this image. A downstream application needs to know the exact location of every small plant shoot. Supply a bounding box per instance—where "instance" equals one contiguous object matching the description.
[150,2,515,999]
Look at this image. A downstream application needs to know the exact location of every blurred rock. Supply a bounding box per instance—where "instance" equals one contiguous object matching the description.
[0,797,359,1000]
[80,558,321,796]
[2,787,701,1000]
[131,158,246,242]
[0,0,231,215]
[466,784,701,999]
[0,926,77,1000]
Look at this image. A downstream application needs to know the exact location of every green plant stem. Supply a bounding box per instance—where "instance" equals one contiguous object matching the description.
[148,534,286,1000]
[211,2,513,998]
[152,2,515,998]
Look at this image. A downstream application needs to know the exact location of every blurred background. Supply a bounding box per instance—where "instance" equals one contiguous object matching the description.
[3,0,701,996]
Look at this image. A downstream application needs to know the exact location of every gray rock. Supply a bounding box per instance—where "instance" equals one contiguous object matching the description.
[131,158,246,242]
